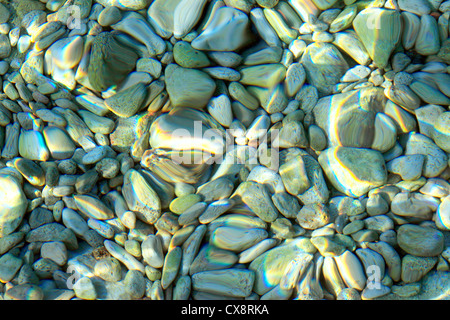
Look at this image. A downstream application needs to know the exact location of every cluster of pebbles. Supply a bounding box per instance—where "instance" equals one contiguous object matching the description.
[0,0,449,301]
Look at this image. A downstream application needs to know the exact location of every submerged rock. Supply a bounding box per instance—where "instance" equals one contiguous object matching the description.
[318,147,387,197]
[88,32,138,92]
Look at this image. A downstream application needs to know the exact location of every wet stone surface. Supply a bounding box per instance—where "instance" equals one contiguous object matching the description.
[0,0,448,302]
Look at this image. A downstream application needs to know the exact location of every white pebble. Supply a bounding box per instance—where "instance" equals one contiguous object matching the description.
[0,23,9,34]
[17,35,31,53]
[8,27,20,47]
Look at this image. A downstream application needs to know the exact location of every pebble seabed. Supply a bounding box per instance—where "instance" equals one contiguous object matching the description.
[0,0,449,301]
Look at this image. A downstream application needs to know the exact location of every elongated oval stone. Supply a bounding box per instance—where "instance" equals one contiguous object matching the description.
[14,158,45,187]
[366,241,401,282]
[250,7,282,48]
[180,224,207,276]
[355,248,386,281]
[312,0,339,10]
[190,244,238,275]
[332,30,371,66]
[329,4,357,33]
[122,169,161,224]
[149,107,226,157]
[208,214,268,233]
[4,284,44,300]
[437,195,450,230]
[371,112,397,153]
[415,14,440,56]
[161,247,182,289]
[402,12,420,50]
[324,258,349,298]
[141,234,164,268]
[334,250,366,291]
[210,226,268,252]
[398,0,431,16]
[173,0,209,38]
[192,268,255,298]
[104,240,145,273]
[288,0,319,23]
[61,208,89,238]
[18,130,50,162]
[73,194,114,220]
[0,174,27,237]
[238,238,279,264]
[173,275,191,300]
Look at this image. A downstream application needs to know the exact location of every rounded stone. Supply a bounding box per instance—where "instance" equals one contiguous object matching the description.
[297,203,330,230]
[301,42,349,95]
[256,0,279,8]
[404,133,448,178]
[40,241,68,266]
[95,158,120,179]
[311,236,346,257]
[173,41,210,68]
[397,224,444,257]
[432,112,450,153]
[0,34,11,59]
[74,277,97,300]
[43,126,76,160]
[0,253,23,283]
[169,194,202,215]
[248,243,313,295]
[88,31,138,92]
[98,6,122,27]
[232,181,278,222]
[337,288,361,300]
[4,284,44,300]
[0,174,28,237]
[437,195,450,230]
[0,3,10,24]
[123,269,145,299]
[165,63,216,109]
[353,8,402,69]
[318,147,387,197]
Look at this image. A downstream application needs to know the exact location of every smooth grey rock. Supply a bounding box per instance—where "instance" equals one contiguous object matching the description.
[165,63,216,109]
[318,147,387,197]
[0,253,23,283]
[397,224,445,257]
